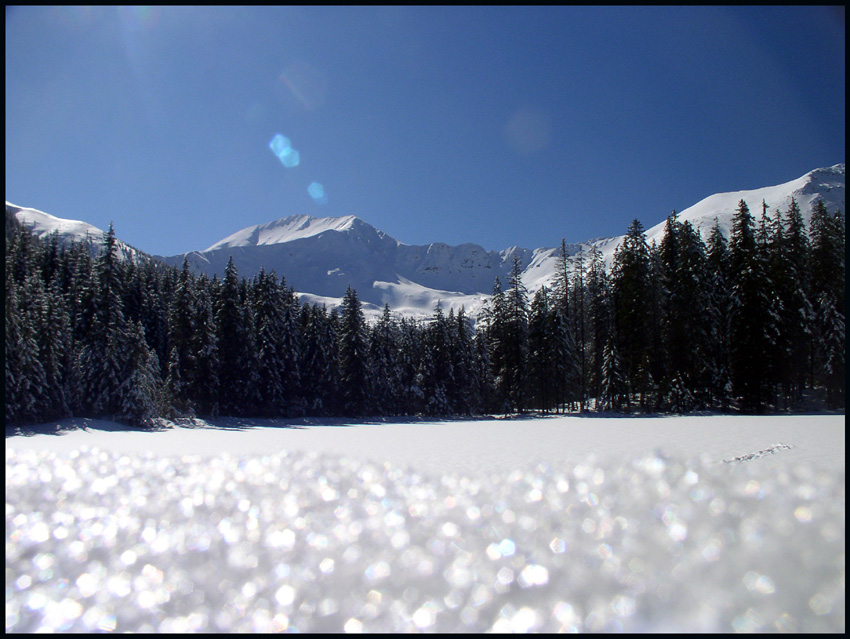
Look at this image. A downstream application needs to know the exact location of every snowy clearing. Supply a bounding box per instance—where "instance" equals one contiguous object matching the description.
[6,414,845,632]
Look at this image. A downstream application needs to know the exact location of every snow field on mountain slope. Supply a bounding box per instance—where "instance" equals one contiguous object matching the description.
[5,415,845,632]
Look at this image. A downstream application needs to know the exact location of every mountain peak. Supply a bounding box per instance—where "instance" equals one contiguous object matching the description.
[203,213,380,251]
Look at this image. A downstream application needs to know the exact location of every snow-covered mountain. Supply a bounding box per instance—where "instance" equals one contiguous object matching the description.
[641,162,845,252]
[585,163,846,269]
[161,163,843,318]
[159,215,582,319]
[8,163,844,320]
[7,202,149,264]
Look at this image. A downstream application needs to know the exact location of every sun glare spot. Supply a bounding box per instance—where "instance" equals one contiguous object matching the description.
[269,134,300,168]
[308,182,328,205]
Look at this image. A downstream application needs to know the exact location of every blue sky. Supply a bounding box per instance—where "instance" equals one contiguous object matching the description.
[5,6,845,257]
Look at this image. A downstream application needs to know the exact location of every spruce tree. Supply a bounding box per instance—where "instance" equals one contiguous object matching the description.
[193,278,221,417]
[5,277,46,424]
[417,303,455,415]
[660,216,712,409]
[646,240,666,409]
[117,320,161,427]
[779,198,813,405]
[39,276,73,420]
[756,200,783,407]
[611,219,652,409]
[503,255,530,412]
[527,286,557,412]
[728,200,772,413]
[706,220,732,409]
[809,200,845,408]
[368,304,403,416]
[215,257,260,416]
[279,277,304,416]
[601,335,624,412]
[585,246,611,410]
[166,258,199,415]
[397,316,424,414]
[80,223,130,418]
[252,269,289,416]
[483,277,511,413]
[300,304,340,416]
[555,240,583,410]
[337,287,370,416]
[451,307,481,415]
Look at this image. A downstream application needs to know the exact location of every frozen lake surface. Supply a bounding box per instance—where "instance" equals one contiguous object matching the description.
[6,414,845,632]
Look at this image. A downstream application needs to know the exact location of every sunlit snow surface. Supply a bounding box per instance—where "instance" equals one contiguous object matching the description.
[6,428,844,633]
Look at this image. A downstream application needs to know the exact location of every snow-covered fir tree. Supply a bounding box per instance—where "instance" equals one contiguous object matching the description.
[611,219,653,409]
[215,257,261,416]
[368,304,403,416]
[338,286,371,416]
[728,200,773,413]
[809,200,845,408]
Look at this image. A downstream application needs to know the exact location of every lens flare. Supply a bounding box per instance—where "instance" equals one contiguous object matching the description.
[280,148,300,168]
[269,134,300,168]
[278,61,328,112]
[308,182,328,205]
[269,134,289,156]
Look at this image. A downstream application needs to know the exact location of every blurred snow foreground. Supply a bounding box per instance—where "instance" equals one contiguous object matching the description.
[5,427,845,633]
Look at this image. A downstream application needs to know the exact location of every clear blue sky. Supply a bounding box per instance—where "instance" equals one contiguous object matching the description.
[5,6,845,257]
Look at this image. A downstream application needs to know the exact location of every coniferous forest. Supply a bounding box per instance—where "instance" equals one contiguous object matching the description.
[5,198,845,428]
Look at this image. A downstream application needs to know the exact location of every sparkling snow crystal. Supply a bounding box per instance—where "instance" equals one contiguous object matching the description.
[5,447,844,632]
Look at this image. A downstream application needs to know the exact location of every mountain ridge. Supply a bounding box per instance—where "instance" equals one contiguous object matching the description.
[9,163,844,319]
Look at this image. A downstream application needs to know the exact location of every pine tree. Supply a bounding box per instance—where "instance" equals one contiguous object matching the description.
[585,246,611,410]
[658,213,681,403]
[450,307,481,415]
[39,276,73,420]
[338,287,370,416]
[215,257,260,416]
[611,219,652,409]
[659,215,712,409]
[368,304,403,416]
[80,223,131,418]
[417,303,455,415]
[527,286,557,412]
[397,316,424,414]
[809,200,845,408]
[193,278,220,417]
[483,277,511,413]
[705,220,732,409]
[473,326,495,413]
[252,269,289,416]
[778,198,813,405]
[728,200,772,413]
[278,277,304,416]
[504,255,530,411]
[117,320,161,427]
[5,276,47,424]
[645,240,665,409]
[138,261,171,376]
[166,258,199,416]
[756,200,783,407]
[18,273,51,421]
[557,240,584,410]
[300,304,340,416]
[601,335,624,412]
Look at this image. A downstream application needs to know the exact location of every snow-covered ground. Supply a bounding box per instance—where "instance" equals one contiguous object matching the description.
[6,414,845,632]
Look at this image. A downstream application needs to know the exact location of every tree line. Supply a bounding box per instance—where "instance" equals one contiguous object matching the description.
[5,197,844,427]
